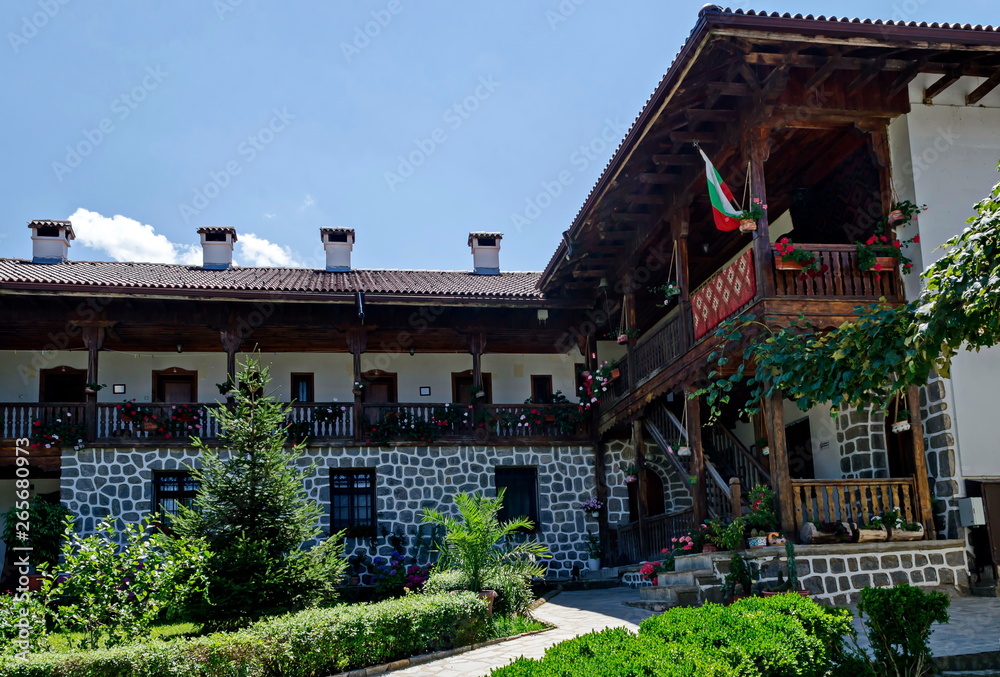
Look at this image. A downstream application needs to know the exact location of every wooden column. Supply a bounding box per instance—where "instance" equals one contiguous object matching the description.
[671,207,693,348]
[686,388,708,525]
[624,284,637,392]
[907,385,937,537]
[220,329,243,404]
[729,477,743,521]
[80,324,107,442]
[468,332,486,390]
[633,418,649,559]
[347,328,367,441]
[764,391,795,534]
[748,127,775,299]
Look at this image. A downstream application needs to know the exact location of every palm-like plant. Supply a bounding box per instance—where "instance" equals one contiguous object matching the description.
[422,490,549,592]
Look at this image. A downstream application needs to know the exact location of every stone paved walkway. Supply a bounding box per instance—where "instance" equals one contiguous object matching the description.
[852,596,1000,657]
[389,588,655,677]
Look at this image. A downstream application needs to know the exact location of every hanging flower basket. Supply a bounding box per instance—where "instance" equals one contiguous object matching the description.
[739,218,757,233]
[616,333,629,345]
[891,420,911,433]
[676,445,692,458]
[625,473,638,484]
[887,209,907,227]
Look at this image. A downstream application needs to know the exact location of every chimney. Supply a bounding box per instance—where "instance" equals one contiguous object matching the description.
[29,220,74,264]
[322,227,355,272]
[197,226,237,269]
[469,232,502,275]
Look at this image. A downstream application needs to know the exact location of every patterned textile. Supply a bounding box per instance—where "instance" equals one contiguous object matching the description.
[691,250,756,340]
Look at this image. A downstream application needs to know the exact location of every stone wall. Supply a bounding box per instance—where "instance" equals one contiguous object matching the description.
[61,443,597,577]
[836,405,890,479]
[603,437,691,529]
[920,375,962,539]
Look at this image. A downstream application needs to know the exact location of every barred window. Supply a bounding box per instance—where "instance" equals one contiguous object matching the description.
[495,467,539,533]
[153,471,199,515]
[331,469,376,538]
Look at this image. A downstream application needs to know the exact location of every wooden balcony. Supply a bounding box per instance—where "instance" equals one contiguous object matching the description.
[790,478,922,533]
[2,400,588,449]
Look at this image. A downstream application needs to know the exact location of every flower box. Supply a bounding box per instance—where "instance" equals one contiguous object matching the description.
[774,256,805,271]
[799,521,852,544]
[855,526,888,543]
[609,368,621,381]
[761,590,810,598]
[142,421,158,432]
[887,523,924,542]
[747,536,767,548]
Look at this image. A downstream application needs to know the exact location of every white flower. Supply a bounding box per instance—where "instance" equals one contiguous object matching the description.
[53,435,60,440]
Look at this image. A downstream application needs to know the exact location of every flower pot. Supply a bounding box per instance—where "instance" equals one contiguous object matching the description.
[702,544,720,553]
[587,558,601,571]
[349,575,361,586]
[609,368,621,381]
[760,446,770,456]
[775,256,805,271]
[676,446,691,458]
[352,388,364,397]
[739,218,757,232]
[141,421,158,432]
[767,532,786,546]
[120,414,135,423]
[799,521,851,544]
[478,589,499,615]
[84,387,96,395]
[625,474,638,484]
[761,590,810,598]
[888,209,906,226]
[887,524,924,542]
[891,420,911,433]
[651,576,658,587]
[747,536,768,549]
[855,526,888,543]
[475,390,486,399]
[865,256,898,272]
[544,415,556,422]
[616,334,629,345]
[588,511,600,519]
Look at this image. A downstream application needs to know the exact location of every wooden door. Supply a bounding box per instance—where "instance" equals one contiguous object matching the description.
[785,417,815,479]
[153,369,198,403]
[983,483,1000,566]
[40,368,86,402]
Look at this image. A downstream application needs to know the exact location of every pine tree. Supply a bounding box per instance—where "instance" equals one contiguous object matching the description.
[171,356,345,629]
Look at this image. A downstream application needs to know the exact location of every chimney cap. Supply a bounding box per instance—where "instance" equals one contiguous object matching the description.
[197,226,238,242]
[29,220,75,239]
[321,227,356,241]
[468,231,503,247]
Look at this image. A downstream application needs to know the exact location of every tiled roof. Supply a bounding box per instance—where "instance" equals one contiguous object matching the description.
[29,220,75,238]
[0,258,544,299]
[196,226,237,241]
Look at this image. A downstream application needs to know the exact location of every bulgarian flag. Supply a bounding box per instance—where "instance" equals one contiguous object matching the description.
[699,147,741,231]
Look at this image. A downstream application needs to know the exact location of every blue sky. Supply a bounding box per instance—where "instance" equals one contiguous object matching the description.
[1,0,995,271]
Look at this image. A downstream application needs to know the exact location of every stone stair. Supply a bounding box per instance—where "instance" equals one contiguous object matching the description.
[621,554,726,611]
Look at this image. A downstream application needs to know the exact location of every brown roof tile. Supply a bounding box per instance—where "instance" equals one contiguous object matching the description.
[0,259,544,299]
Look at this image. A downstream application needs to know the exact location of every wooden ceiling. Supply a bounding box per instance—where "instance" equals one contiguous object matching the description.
[541,20,1000,312]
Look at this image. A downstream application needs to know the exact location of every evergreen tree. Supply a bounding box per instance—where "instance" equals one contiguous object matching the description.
[171,356,346,629]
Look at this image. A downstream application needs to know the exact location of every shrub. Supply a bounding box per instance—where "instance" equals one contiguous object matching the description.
[491,627,735,677]
[0,593,47,657]
[855,584,949,677]
[0,592,488,677]
[425,565,534,616]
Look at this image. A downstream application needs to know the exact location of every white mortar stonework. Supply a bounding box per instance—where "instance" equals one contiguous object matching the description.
[836,405,890,479]
[603,438,691,529]
[919,374,962,540]
[60,444,597,576]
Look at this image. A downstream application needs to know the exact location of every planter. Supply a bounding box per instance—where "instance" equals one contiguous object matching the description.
[855,526,888,543]
[478,589,498,615]
[624,474,638,484]
[760,446,770,456]
[891,420,912,433]
[587,511,600,519]
[349,575,361,586]
[767,532,786,546]
[702,544,720,553]
[724,594,752,605]
[84,387,96,395]
[739,218,757,233]
[544,415,556,422]
[747,536,768,549]
[352,388,364,397]
[609,368,621,381]
[799,521,852,544]
[888,209,906,226]
[616,334,629,345]
[120,414,136,423]
[587,558,601,571]
[141,421,158,432]
[887,524,924,542]
[25,574,45,592]
[475,390,486,399]
[676,446,692,458]
[775,256,805,271]
[864,256,898,272]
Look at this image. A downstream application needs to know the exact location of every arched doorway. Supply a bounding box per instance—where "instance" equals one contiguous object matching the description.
[628,468,665,523]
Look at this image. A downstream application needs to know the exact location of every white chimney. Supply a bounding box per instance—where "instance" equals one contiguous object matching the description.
[469,232,502,275]
[322,227,355,272]
[29,220,74,264]
[197,226,237,269]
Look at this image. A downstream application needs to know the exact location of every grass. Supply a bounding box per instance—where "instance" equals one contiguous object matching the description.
[44,622,199,652]
[483,614,549,641]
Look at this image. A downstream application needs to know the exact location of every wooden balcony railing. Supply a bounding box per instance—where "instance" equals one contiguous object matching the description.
[633,314,686,389]
[478,403,589,440]
[613,509,694,565]
[790,478,920,531]
[0,402,87,441]
[770,244,903,300]
[360,403,475,439]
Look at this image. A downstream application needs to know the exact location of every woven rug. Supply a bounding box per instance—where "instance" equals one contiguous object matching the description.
[692,249,756,340]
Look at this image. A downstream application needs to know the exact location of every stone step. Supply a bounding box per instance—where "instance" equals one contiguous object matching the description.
[581,567,620,581]
[640,584,699,603]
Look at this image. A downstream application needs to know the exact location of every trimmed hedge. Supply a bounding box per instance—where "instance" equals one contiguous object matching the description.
[491,593,855,677]
[0,592,487,677]
[425,567,534,616]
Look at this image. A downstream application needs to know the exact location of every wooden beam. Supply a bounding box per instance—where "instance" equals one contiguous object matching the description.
[610,211,654,224]
[686,389,708,525]
[848,57,887,94]
[886,59,926,98]
[685,109,736,123]
[708,81,754,97]
[923,69,963,103]
[804,55,843,92]
[907,385,937,537]
[967,70,1000,105]
[652,154,699,167]
[624,194,666,206]
[765,392,795,535]
[639,172,682,185]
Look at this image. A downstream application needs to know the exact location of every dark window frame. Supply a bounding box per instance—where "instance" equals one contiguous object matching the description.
[330,468,377,538]
[290,373,315,403]
[495,466,540,533]
[530,375,553,403]
[152,470,200,516]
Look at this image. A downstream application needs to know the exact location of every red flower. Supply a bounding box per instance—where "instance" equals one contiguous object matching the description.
[785,246,795,253]
[866,236,877,245]
[779,237,789,244]
[892,241,901,249]
[905,263,913,269]
[873,263,883,271]
[913,235,920,243]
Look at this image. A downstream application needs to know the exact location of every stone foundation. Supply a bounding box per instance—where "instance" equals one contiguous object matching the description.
[60,443,597,576]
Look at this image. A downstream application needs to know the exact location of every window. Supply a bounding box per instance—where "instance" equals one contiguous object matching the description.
[153,471,200,515]
[495,467,539,532]
[291,373,314,403]
[530,375,553,403]
[331,469,376,538]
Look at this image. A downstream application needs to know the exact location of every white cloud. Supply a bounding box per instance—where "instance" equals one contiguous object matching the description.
[263,212,276,219]
[239,233,302,267]
[67,208,302,268]
[68,208,201,264]
[299,194,315,211]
